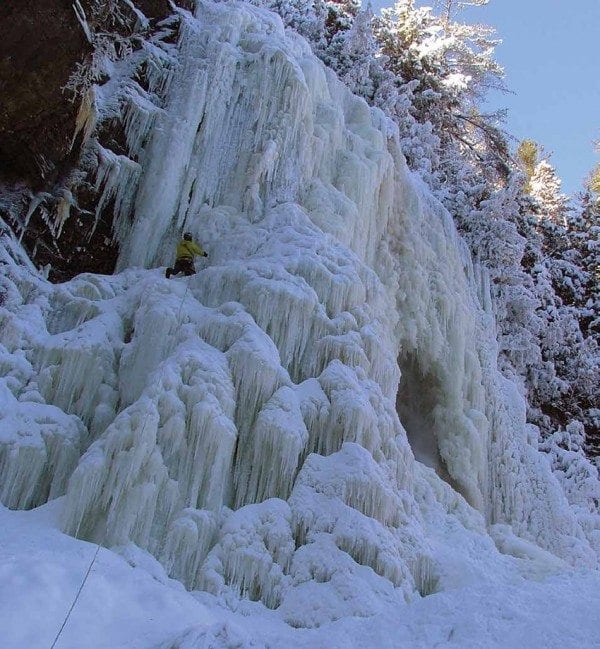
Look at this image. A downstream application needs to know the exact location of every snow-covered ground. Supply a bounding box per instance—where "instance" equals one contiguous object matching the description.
[2,501,600,649]
[1,1,599,647]
[0,503,210,649]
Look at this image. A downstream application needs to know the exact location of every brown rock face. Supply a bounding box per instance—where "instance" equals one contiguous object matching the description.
[0,1,88,188]
[0,0,178,189]
[0,0,180,281]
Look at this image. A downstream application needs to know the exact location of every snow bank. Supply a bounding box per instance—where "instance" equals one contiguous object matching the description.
[2,503,600,649]
[0,503,212,649]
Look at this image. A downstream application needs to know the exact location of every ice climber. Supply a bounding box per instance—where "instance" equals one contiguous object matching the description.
[165,232,207,278]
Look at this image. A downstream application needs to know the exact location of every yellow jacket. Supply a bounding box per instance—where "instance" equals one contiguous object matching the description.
[176,239,205,261]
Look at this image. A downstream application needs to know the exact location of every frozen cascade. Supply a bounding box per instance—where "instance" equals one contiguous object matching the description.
[1,0,599,630]
[0,382,84,509]
[234,385,308,507]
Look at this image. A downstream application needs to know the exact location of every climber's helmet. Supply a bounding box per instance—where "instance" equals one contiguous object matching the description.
[183,232,193,241]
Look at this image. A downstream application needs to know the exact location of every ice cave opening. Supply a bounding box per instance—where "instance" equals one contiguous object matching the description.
[396,354,463,496]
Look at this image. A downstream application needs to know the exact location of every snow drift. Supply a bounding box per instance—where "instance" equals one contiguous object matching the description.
[1,0,598,633]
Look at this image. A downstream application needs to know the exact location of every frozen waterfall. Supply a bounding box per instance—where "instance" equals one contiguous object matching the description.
[1,0,598,628]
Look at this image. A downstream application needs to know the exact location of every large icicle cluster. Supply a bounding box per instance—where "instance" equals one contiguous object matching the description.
[1,0,598,627]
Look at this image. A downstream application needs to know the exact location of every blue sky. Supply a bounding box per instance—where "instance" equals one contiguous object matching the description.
[366,0,600,195]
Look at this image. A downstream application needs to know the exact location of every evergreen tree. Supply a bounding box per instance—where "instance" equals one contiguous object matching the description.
[575,183,600,339]
[529,159,570,226]
[327,5,379,99]
[575,174,600,454]
[373,0,508,182]
[517,139,539,193]
[247,0,327,46]
[324,0,361,39]
[589,163,600,194]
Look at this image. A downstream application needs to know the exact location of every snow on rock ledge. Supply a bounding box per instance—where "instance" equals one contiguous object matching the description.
[1,0,598,628]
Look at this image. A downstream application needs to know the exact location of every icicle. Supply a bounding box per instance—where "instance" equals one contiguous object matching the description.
[72,0,93,43]
[53,189,75,239]
[122,0,150,32]
[93,145,142,240]
[18,193,48,243]
[70,87,98,151]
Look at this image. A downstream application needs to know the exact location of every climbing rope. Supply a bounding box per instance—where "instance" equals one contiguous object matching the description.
[49,543,101,649]
[50,408,155,647]
[176,278,191,324]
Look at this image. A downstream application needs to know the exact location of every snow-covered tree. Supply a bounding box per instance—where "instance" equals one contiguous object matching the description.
[373,0,508,181]
[247,0,327,45]
[324,0,361,38]
[529,159,570,226]
[573,180,600,341]
[325,6,380,99]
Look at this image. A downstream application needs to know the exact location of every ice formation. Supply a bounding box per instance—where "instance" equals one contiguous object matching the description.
[1,0,599,630]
